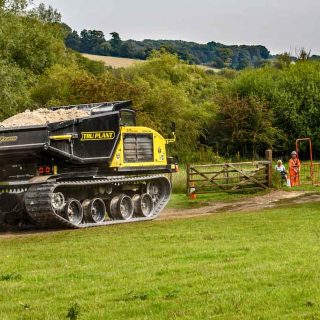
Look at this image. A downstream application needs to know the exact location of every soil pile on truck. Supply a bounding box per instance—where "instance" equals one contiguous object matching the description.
[0,108,90,128]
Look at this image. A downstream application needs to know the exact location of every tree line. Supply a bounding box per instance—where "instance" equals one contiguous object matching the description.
[1,1,320,163]
[65,28,271,70]
[64,29,320,70]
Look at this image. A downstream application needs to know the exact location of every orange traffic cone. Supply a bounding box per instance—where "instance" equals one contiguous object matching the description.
[189,182,197,200]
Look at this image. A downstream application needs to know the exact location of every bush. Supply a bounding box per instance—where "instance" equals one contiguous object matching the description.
[225,61,320,154]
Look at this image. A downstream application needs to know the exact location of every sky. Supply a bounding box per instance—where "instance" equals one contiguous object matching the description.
[37,0,320,55]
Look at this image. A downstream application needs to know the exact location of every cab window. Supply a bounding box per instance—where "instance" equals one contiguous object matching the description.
[120,110,136,126]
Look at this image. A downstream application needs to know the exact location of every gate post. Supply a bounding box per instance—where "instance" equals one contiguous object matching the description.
[186,164,190,196]
[265,149,273,188]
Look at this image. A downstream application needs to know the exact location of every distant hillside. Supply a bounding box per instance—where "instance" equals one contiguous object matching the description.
[64,28,270,70]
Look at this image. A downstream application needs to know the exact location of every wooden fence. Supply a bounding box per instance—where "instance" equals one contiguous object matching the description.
[187,161,272,196]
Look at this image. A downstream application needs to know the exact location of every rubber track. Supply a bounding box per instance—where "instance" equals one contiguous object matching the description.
[24,175,171,229]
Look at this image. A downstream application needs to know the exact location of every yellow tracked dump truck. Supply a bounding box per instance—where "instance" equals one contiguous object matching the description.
[0,101,177,230]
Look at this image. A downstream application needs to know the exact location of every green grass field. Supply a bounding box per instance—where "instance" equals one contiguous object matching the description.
[1,202,320,319]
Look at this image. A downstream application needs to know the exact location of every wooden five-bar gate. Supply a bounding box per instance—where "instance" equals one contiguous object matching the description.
[187,161,272,196]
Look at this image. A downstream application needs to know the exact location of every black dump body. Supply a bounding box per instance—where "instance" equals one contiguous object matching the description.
[0,101,133,165]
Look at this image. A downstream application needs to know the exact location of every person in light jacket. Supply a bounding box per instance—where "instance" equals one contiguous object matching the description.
[275,160,288,184]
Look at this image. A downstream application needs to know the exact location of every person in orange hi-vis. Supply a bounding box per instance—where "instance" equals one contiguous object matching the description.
[289,151,301,187]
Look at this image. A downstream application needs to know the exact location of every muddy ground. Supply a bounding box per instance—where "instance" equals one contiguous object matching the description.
[1,190,319,238]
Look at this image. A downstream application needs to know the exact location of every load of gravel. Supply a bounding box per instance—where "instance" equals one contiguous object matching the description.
[0,108,90,128]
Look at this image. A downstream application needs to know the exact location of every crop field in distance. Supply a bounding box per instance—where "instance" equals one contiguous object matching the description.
[82,54,146,68]
[83,53,219,71]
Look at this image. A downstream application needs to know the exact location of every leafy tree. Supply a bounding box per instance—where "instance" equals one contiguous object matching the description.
[30,64,91,106]
[80,30,108,55]
[0,0,30,13]
[274,52,292,69]
[30,3,62,23]
[209,95,281,157]
[237,50,251,70]
[311,55,320,61]
[0,60,31,120]
[65,30,81,51]
[212,57,224,68]
[296,48,311,61]
[119,41,135,57]
[109,32,122,56]
[0,12,66,74]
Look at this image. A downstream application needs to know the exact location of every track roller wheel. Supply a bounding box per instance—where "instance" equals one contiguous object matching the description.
[82,198,106,223]
[147,180,162,203]
[62,199,83,225]
[132,194,154,218]
[109,194,134,220]
[51,192,65,211]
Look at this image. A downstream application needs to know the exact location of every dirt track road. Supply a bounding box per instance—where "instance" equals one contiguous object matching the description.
[160,190,320,220]
[1,191,319,238]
